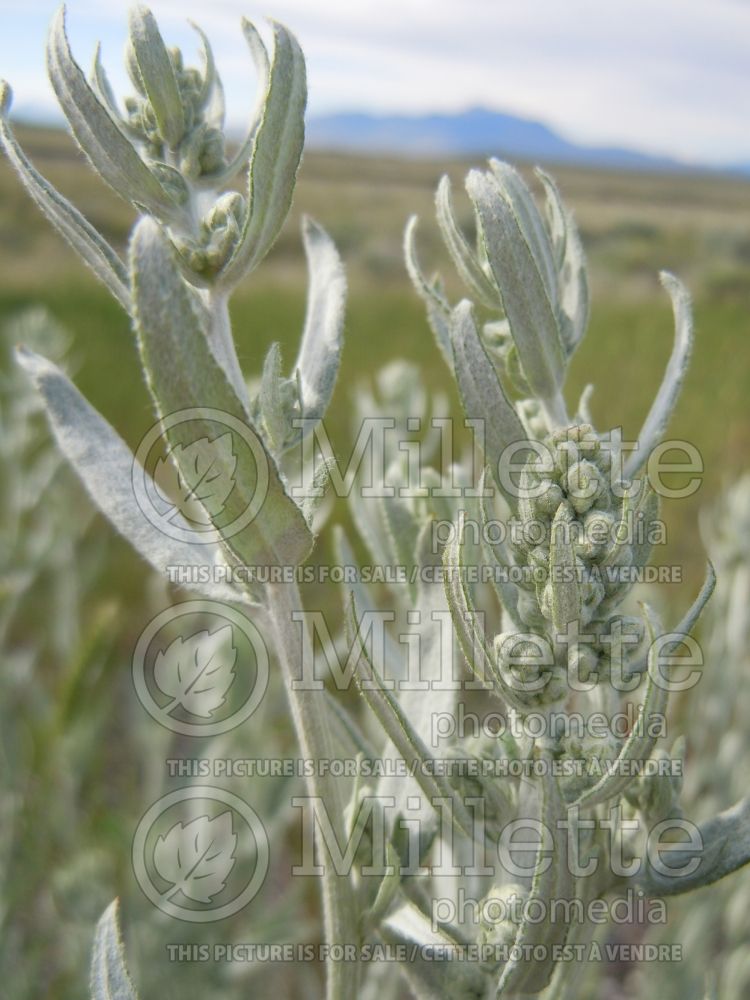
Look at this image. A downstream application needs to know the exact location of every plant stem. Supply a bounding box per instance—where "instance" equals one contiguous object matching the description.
[266,577,361,1000]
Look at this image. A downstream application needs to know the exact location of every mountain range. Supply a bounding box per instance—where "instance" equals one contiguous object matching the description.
[307,107,744,174]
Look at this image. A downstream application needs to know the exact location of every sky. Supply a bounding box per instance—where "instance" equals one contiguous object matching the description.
[0,0,748,168]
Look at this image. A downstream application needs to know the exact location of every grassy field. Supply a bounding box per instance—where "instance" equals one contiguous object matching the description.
[1,123,749,608]
[1,122,750,1000]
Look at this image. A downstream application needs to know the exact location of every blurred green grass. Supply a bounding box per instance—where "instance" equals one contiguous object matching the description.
[1,123,749,608]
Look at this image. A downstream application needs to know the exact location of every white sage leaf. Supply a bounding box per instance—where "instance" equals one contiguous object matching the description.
[47,8,183,224]
[0,83,130,310]
[382,902,486,1000]
[378,484,421,602]
[127,6,185,149]
[186,21,224,130]
[449,299,528,505]
[467,168,565,403]
[153,812,237,903]
[638,794,750,896]
[435,174,498,307]
[257,341,288,452]
[346,593,478,841]
[90,899,139,1000]
[154,626,236,718]
[132,219,313,569]
[498,753,573,995]
[15,347,240,603]
[294,216,346,433]
[217,20,305,288]
[403,215,453,367]
[535,167,590,354]
[625,272,694,480]
[202,18,269,185]
[90,44,129,132]
[629,481,661,572]
[488,159,557,302]
[443,512,530,713]
[334,525,404,691]
[299,456,336,530]
[572,564,716,810]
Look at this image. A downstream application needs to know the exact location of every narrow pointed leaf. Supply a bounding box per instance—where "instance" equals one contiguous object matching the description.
[572,565,715,810]
[498,755,573,995]
[131,219,312,569]
[382,902,487,1000]
[449,299,528,504]
[90,900,139,1000]
[625,272,694,480]
[435,174,498,307]
[630,481,661,571]
[377,488,421,602]
[91,44,132,135]
[638,794,750,896]
[294,216,346,433]
[488,160,557,301]
[536,167,590,354]
[403,215,453,367]
[189,22,217,112]
[208,18,269,182]
[0,83,130,310]
[258,341,287,451]
[299,456,336,528]
[346,593,478,840]
[47,8,181,222]
[467,169,565,401]
[218,20,305,288]
[128,6,185,149]
[443,513,530,712]
[16,347,241,603]
[190,21,225,130]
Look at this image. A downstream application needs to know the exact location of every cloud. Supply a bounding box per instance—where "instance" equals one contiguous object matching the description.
[1,0,748,165]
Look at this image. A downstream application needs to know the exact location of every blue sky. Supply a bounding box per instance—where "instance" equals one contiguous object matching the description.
[1,0,748,167]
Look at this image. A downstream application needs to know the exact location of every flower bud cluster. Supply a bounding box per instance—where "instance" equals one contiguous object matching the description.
[494,424,648,708]
[124,43,226,176]
[173,192,246,278]
[514,425,630,612]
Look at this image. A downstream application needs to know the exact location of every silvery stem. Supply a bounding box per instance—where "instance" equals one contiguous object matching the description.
[265,578,361,1000]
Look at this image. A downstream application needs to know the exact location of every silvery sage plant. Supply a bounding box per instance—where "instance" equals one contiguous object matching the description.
[1,6,359,999]
[622,476,750,1000]
[380,162,750,997]
[4,7,750,1000]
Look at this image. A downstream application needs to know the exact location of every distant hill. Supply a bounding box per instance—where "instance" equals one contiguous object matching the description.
[307,106,720,173]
